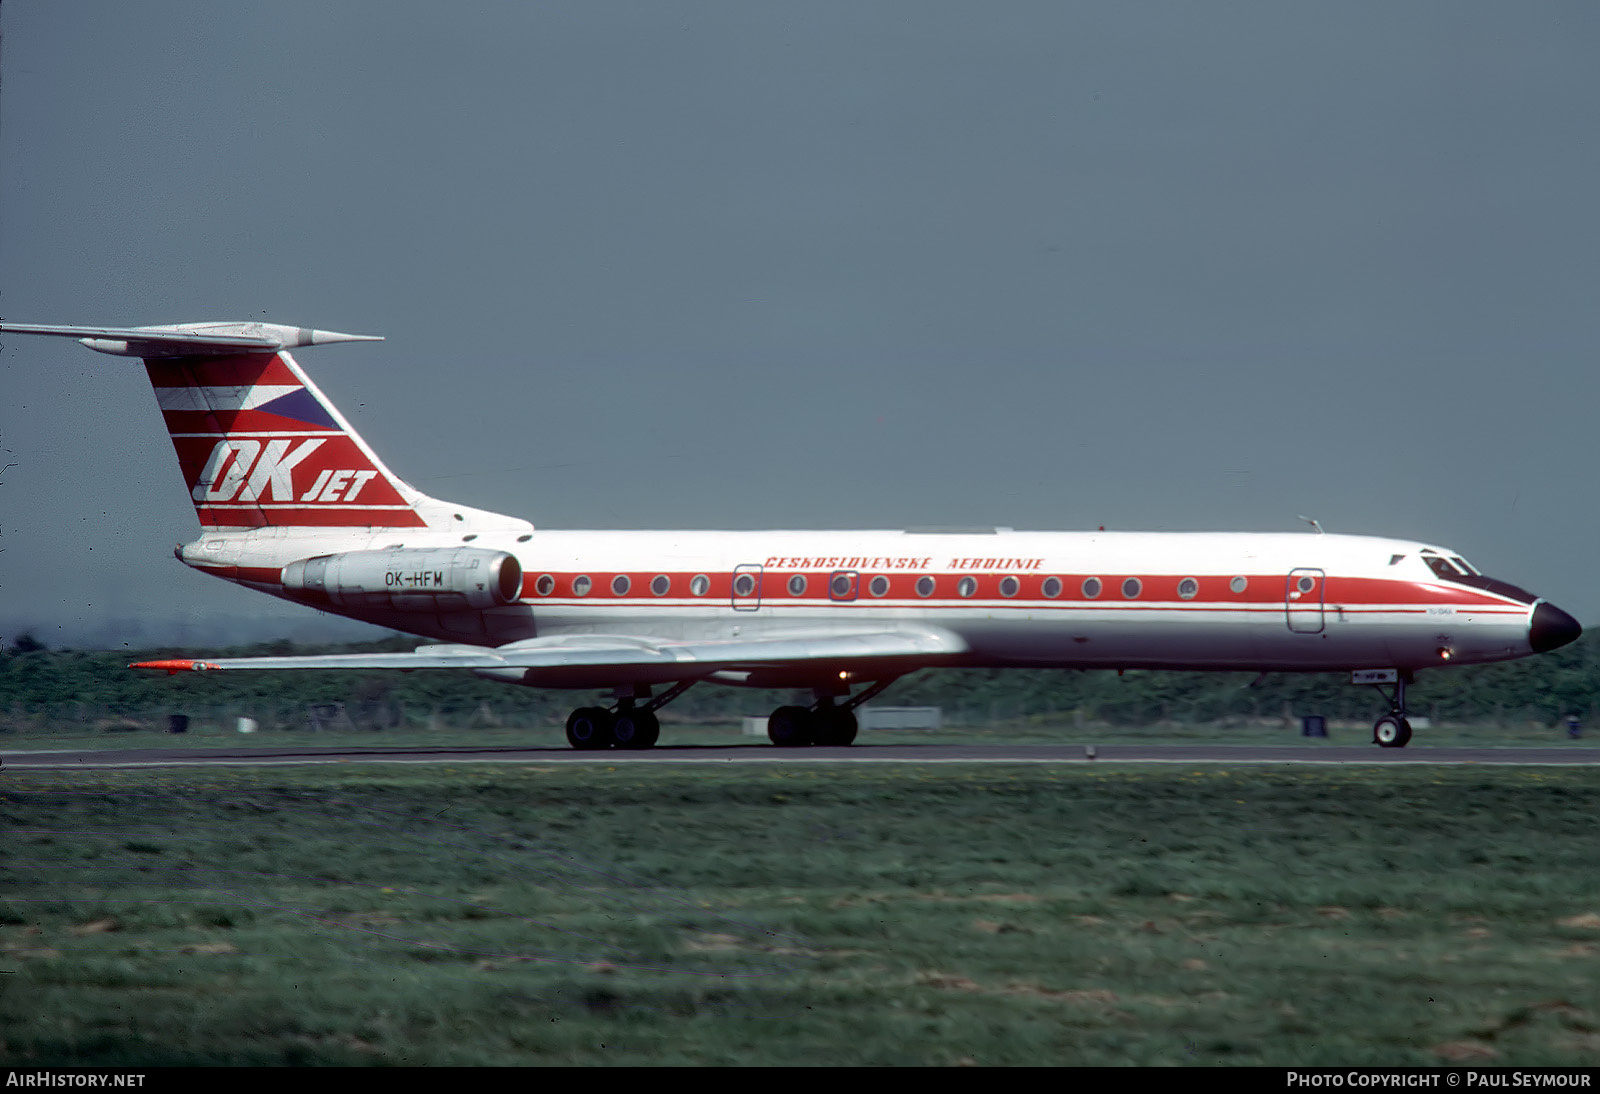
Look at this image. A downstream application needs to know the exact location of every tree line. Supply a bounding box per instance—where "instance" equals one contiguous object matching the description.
[3,629,1595,728]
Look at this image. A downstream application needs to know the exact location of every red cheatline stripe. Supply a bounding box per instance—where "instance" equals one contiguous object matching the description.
[518,599,1520,616]
[508,570,1521,608]
[186,559,1531,613]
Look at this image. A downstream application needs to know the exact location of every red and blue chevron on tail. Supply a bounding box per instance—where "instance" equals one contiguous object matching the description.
[0,321,438,530]
[150,350,426,528]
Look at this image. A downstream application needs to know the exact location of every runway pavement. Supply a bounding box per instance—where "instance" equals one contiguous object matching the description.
[5,742,1599,769]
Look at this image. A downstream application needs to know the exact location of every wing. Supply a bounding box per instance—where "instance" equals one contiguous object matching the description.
[132,626,969,687]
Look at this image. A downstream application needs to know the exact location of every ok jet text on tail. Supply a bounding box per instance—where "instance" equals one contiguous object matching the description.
[4,320,1581,749]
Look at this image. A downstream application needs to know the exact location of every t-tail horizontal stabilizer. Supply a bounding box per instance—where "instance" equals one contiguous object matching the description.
[0,321,381,357]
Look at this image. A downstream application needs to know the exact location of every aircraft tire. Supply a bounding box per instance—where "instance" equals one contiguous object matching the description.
[566,706,616,750]
[1373,715,1412,748]
[767,705,815,747]
[612,709,661,750]
[813,707,858,747]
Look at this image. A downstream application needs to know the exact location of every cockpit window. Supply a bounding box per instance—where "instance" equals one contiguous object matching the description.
[1424,556,1466,580]
[1422,552,1536,604]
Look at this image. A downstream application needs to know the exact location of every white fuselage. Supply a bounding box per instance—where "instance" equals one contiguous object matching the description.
[181,526,1544,681]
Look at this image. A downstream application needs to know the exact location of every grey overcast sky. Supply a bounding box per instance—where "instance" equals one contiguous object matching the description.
[3,2,1599,648]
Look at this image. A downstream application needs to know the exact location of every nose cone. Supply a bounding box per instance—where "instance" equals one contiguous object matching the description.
[1530,602,1583,654]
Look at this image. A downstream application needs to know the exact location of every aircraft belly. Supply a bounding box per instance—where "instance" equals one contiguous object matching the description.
[945,610,1533,672]
[219,594,1536,676]
[1380,615,1530,668]
[948,611,1267,669]
[247,584,540,644]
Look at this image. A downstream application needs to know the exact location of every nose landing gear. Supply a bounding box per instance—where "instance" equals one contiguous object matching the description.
[1373,714,1412,748]
[1364,669,1415,748]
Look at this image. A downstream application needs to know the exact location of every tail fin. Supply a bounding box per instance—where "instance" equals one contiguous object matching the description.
[150,347,428,528]
[2,321,526,533]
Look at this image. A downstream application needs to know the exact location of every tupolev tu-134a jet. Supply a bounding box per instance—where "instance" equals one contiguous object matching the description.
[3,320,1582,750]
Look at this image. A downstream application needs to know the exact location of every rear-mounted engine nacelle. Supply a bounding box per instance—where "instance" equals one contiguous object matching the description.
[282,547,523,611]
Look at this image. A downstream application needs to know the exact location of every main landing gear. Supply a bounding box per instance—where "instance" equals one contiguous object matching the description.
[561,677,897,751]
[564,681,696,751]
[1367,669,1415,749]
[766,679,897,748]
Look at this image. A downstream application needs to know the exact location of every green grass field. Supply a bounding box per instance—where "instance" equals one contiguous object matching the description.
[4,762,1600,1066]
[2,714,1594,752]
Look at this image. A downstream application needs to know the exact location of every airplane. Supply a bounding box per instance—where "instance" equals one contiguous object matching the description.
[2,319,1582,750]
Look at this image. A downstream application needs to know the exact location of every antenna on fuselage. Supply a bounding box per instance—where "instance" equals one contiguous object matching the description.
[1297,515,1325,534]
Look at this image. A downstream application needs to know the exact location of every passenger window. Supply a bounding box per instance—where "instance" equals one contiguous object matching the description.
[573,575,592,597]
[690,574,710,596]
[651,575,670,596]
[868,575,890,597]
[1082,577,1102,599]
[1042,576,1062,598]
[1178,577,1198,600]
[999,576,1019,598]
[916,575,936,598]
[535,574,555,596]
[957,576,977,598]
[788,574,807,596]
[611,575,631,596]
[1121,577,1142,599]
